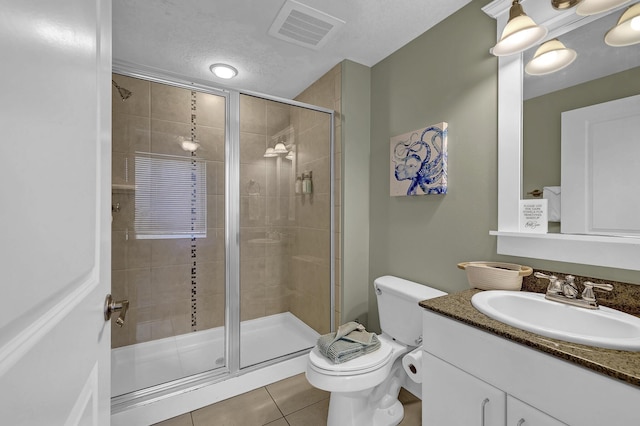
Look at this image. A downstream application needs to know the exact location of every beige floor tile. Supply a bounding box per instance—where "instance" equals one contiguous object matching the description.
[399,399,422,426]
[266,373,329,416]
[191,388,283,426]
[398,388,422,425]
[285,399,329,426]
[264,418,289,426]
[398,387,420,404]
[152,413,193,426]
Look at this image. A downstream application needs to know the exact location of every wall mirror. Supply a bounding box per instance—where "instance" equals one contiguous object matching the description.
[484,0,640,270]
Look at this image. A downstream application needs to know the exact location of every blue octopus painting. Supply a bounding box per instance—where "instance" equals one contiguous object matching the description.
[390,122,448,196]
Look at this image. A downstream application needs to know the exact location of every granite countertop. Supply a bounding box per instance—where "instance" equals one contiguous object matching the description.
[419,288,640,388]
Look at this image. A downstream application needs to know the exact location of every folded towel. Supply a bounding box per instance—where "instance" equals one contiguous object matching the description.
[543,186,561,222]
[317,322,381,364]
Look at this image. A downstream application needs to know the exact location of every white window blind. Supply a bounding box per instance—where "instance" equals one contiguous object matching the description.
[134,153,207,239]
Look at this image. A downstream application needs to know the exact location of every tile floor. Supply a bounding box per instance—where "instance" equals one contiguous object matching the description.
[154,373,421,426]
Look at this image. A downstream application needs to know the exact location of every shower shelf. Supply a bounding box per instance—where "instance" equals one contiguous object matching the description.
[112,184,136,193]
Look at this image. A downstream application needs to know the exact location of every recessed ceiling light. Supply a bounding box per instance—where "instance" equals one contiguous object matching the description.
[209,63,238,79]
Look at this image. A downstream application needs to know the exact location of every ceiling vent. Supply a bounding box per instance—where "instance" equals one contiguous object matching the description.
[268,0,345,50]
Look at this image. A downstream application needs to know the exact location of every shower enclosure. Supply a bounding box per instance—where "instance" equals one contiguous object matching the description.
[110,73,333,404]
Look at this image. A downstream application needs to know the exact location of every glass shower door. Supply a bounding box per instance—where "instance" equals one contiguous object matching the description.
[110,74,228,397]
[238,94,332,368]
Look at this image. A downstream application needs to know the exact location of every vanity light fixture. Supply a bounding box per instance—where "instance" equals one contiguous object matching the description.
[525,39,577,75]
[552,0,583,9]
[209,63,238,79]
[491,0,548,56]
[605,3,640,46]
[576,0,630,16]
[273,141,288,154]
[263,147,278,158]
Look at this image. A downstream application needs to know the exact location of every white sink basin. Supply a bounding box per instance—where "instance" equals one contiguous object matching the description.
[471,290,640,351]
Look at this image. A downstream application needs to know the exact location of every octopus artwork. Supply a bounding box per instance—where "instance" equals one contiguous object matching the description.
[390,122,448,196]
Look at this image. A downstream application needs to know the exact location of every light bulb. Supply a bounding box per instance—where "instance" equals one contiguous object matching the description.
[209,64,238,79]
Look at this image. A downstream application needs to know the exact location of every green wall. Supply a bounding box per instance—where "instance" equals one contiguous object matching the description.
[341,60,372,325]
[365,0,640,332]
[368,1,498,331]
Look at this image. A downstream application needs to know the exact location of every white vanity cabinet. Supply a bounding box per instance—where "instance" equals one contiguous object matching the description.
[423,351,505,425]
[422,309,640,425]
[423,352,565,425]
[507,395,566,426]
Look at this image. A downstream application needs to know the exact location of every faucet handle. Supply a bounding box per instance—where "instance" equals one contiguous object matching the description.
[581,281,613,303]
[534,272,554,280]
[535,272,562,294]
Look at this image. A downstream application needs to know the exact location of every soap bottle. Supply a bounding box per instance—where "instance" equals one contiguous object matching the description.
[295,176,302,194]
[302,171,313,194]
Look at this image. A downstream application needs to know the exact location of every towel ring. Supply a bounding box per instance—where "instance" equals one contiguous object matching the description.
[247,179,261,195]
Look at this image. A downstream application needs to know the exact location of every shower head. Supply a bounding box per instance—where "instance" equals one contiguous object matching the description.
[112,80,132,101]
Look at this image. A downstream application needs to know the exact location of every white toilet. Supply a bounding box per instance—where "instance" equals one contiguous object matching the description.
[306,275,446,426]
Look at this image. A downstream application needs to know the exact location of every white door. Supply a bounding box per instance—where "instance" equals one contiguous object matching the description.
[0,0,112,424]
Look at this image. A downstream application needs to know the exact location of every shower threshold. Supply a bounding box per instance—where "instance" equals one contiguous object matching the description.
[111,312,319,397]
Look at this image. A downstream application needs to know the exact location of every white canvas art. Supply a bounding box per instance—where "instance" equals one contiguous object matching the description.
[390,122,448,196]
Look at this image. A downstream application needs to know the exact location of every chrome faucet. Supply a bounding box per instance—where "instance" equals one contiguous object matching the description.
[534,272,613,310]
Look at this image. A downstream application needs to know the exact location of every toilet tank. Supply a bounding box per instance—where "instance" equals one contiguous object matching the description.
[374,275,447,346]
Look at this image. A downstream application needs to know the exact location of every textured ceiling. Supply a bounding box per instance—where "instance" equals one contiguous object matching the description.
[113,0,472,99]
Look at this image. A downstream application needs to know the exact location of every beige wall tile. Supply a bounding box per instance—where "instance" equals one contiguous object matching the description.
[112,152,135,185]
[206,160,225,196]
[150,237,192,267]
[112,113,150,154]
[195,92,225,129]
[267,102,291,138]
[195,125,224,162]
[239,94,267,135]
[151,82,191,123]
[240,132,268,164]
[111,192,133,232]
[150,119,191,157]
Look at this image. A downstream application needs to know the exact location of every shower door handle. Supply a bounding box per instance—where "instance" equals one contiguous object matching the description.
[104,294,129,327]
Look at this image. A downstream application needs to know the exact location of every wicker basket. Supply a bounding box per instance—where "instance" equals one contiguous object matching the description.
[457,261,533,291]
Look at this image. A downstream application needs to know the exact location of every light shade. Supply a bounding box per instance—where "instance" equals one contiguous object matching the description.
[576,0,630,16]
[209,63,238,79]
[273,142,288,154]
[179,137,200,152]
[491,1,548,56]
[551,0,583,10]
[525,39,577,75]
[605,3,640,46]
[263,147,278,158]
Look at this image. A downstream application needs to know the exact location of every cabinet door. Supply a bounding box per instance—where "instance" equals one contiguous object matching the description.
[507,396,567,426]
[423,352,506,426]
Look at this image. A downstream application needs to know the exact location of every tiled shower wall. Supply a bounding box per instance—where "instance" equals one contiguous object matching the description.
[239,95,292,322]
[111,75,336,347]
[294,64,342,330]
[111,75,226,348]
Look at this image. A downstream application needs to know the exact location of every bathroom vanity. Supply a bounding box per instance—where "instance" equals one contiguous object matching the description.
[420,290,640,425]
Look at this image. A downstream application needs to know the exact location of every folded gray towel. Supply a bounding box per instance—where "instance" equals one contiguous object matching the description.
[317,322,381,364]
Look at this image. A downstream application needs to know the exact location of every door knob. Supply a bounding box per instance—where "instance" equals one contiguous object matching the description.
[104,294,129,327]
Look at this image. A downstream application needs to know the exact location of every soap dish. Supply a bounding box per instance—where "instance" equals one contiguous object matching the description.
[457,261,533,291]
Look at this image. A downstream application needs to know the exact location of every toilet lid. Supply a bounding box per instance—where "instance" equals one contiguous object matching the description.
[309,340,393,373]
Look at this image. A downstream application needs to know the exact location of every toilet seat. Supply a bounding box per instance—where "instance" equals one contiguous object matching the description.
[308,340,393,376]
